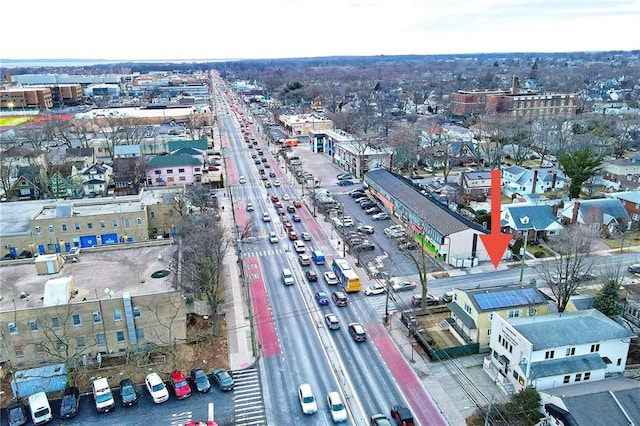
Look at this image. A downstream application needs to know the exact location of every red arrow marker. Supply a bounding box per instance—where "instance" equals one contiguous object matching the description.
[479,168,511,268]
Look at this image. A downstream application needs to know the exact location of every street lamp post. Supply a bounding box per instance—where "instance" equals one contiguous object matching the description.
[519,231,529,283]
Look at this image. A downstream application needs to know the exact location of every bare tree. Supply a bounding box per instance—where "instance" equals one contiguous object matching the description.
[92,113,143,161]
[184,112,209,140]
[399,243,432,307]
[140,293,186,369]
[68,118,99,149]
[534,226,598,312]
[387,125,421,172]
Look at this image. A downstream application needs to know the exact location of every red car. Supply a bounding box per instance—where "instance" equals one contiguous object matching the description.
[289,230,298,240]
[170,370,192,400]
[293,200,303,208]
[271,195,279,203]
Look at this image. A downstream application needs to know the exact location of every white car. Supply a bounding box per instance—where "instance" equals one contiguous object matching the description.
[145,372,169,404]
[301,232,312,241]
[262,212,271,222]
[298,383,318,415]
[294,240,306,253]
[273,180,281,187]
[269,232,279,243]
[239,176,246,184]
[327,391,347,423]
[392,280,417,292]
[372,212,389,220]
[282,194,291,201]
[364,282,386,296]
[324,271,339,285]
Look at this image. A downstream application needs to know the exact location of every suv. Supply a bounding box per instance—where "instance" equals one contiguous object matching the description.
[92,377,116,412]
[390,405,414,426]
[370,413,393,426]
[145,372,169,404]
[170,370,192,400]
[348,323,367,342]
[332,291,349,307]
[190,368,211,393]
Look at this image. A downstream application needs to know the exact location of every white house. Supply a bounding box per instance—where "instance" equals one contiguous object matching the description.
[502,165,567,197]
[485,309,634,394]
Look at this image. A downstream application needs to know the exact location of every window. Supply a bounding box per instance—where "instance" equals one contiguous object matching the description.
[584,372,591,380]
[96,333,106,346]
[563,375,570,384]
[124,218,131,227]
[48,225,55,233]
[29,320,39,332]
[100,221,106,229]
[72,314,81,326]
[178,168,185,173]
[154,170,161,175]
[112,219,118,228]
[566,347,575,356]
[8,322,18,335]
[544,350,555,359]
[61,224,68,232]
[590,343,600,352]
[133,306,141,318]
[116,331,126,343]
[35,226,42,235]
[93,312,102,324]
[507,309,521,318]
[113,309,122,321]
[47,244,54,251]
[75,223,81,231]
[14,345,24,357]
[136,217,143,225]
[150,211,156,219]
[179,176,186,181]
[617,358,622,366]
[575,373,582,382]
[166,169,174,174]
[51,317,60,330]
[87,222,93,230]
[55,340,65,351]
[76,336,86,347]
[167,177,175,182]
[136,328,145,340]
[155,177,162,183]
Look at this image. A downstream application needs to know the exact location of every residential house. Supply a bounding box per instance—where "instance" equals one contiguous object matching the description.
[333,141,392,179]
[171,147,205,164]
[114,144,141,159]
[48,163,83,199]
[80,163,112,196]
[278,113,334,136]
[601,158,640,191]
[112,158,144,196]
[0,147,47,198]
[145,154,203,187]
[65,148,96,166]
[460,170,492,201]
[502,165,567,198]
[364,169,492,267]
[486,309,634,394]
[560,198,630,234]
[12,167,42,200]
[622,283,640,328]
[448,284,548,352]
[607,190,640,226]
[501,204,563,243]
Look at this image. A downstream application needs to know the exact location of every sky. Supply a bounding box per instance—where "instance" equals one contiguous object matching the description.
[3,0,639,61]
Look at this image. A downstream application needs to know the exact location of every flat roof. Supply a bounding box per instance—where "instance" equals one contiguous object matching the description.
[0,245,176,312]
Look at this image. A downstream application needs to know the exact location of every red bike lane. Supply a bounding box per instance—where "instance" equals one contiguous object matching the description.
[245,255,281,357]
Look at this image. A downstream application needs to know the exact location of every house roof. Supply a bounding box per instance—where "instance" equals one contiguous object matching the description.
[114,145,141,155]
[66,147,94,158]
[448,302,477,329]
[365,169,485,236]
[465,284,547,312]
[510,309,634,350]
[147,154,202,168]
[171,147,204,156]
[609,190,640,205]
[167,139,207,152]
[528,353,606,380]
[502,204,563,231]
[462,170,492,181]
[562,198,630,224]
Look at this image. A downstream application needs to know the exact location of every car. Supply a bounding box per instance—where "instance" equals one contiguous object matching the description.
[301,232,311,241]
[390,405,415,426]
[251,153,257,159]
[293,200,303,207]
[282,268,295,285]
[324,271,339,285]
[350,191,365,198]
[338,179,354,186]
[325,313,340,330]
[1,253,15,261]
[261,157,267,163]
[262,212,271,222]
[269,171,276,177]
[287,204,296,213]
[370,413,393,426]
[327,391,348,423]
[207,166,219,171]
[575,272,597,282]
[145,372,169,404]
[306,269,318,282]
[366,206,382,215]
[332,291,349,307]
[282,194,291,201]
[441,291,454,303]
[354,241,376,251]
[271,195,280,202]
[349,323,367,342]
[264,181,272,188]
[273,179,280,186]
[170,370,192,399]
[348,237,364,246]
[274,201,283,209]
[92,377,116,412]
[185,421,217,426]
[298,254,312,266]
[119,378,138,406]
[254,159,261,164]
[360,201,376,209]
[293,240,306,253]
[292,213,301,222]
[246,202,254,212]
[283,221,294,232]
[392,280,417,292]
[7,400,27,426]
[399,240,418,250]
[364,282,387,296]
[337,173,353,180]
[17,250,32,259]
[269,232,279,243]
[239,176,246,184]
[315,291,330,306]
[212,368,234,391]
[298,383,318,414]
[289,230,298,240]
[58,385,80,418]
[357,225,375,234]
[354,196,369,203]
[628,264,640,274]
[190,368,211,393]
[411,293,438,307]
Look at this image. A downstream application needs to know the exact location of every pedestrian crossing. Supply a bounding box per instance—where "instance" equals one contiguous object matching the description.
[232,367,267,426]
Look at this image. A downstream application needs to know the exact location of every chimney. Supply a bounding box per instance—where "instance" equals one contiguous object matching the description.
[512,76,519,94]
[532,170,538,194]
[571,201,580,224]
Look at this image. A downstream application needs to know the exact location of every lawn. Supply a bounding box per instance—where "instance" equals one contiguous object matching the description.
[0,116,35,127]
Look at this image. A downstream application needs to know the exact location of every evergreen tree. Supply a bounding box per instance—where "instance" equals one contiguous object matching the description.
[558,149,603,198]
[592,280,622,318]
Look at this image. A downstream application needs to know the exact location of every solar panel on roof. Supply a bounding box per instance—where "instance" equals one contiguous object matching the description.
[474,288,544,310]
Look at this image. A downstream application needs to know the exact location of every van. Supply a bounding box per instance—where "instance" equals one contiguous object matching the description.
[28,392,52,425]
[92,377,116,412]
[282,268,294,285]
[311,249,326,265]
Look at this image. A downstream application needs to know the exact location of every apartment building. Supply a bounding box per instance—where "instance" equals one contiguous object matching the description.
[0,87,54,110]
